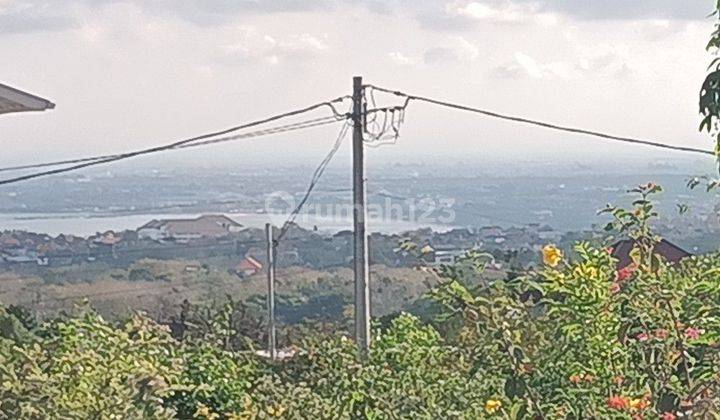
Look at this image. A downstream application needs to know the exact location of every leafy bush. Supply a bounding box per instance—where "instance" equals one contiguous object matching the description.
[166,344,261,418]
[0,310,179,418]
[261,313,490,419]
[424,184,720,418]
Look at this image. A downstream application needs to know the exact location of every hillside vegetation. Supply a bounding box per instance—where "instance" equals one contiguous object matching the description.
[1,184,719,419]
[0,263,441,324]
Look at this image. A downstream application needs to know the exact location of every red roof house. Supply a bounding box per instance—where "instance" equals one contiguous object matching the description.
[611,239,691,269]
[235,256,263,278]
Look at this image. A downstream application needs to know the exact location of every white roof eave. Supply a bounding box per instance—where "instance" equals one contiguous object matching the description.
[0,83,55,115]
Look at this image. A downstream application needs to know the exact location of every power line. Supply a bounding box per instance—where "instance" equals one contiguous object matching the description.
[275,122,351,243]
[0,98,350,186]
[365,84,715,157]
[0,116,343,174]
[176,116,342,150]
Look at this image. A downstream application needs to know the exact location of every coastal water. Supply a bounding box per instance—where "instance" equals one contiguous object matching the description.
[0,211,454,237]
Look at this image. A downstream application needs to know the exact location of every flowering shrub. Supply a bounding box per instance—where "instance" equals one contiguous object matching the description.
[426,184,720,418]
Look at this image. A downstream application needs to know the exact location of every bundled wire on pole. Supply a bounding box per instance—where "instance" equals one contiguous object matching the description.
[362,86,410,148]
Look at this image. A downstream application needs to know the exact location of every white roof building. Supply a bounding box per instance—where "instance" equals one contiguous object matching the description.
[0,82,55,115]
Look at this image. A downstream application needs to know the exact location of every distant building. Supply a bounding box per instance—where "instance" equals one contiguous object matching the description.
[235,256,263,277]
[90,231,122,246]
[0,82,55,115]
[478,226,504,238]
[138,215,243,242]
[611,239,691,269]
[537,225,561,242]
[0,233,21,248]
[423,244,466,267]
[184,264,202,273]
[444,228,474,243]
[0,247,36,263]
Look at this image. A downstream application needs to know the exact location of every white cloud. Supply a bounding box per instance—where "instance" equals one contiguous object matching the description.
[423,35,479,64]
[511,51,543,77]
[0,0,79,33]
[452,35,479,60]
[76,21,107,45]
[495,51,580,79]
[630,19,683,41]
[277,33,329,54]
[495,46,635,80]
[448,0,559,26]
[220,28,329,64]
[456,1,524,22]
[424,47,458,64]
[388,51,418,66]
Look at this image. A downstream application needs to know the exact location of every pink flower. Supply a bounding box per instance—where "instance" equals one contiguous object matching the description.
[660,413,676,420]
[685,327,704,340]
[636,332,649,342]
[616,264,637,282]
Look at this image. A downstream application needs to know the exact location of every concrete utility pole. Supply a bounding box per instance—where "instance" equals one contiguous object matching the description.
[265,223,277,361]
[352,76,371,357]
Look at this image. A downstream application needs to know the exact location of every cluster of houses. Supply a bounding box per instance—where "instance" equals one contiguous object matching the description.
[0,214,569,266]
[1,215,561,270]
[0,211,692,274]
[396,223,565,267]
[0,230,122,266]
[0,215,256,270]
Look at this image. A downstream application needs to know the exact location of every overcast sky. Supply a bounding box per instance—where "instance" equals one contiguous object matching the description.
[1,0,717,170]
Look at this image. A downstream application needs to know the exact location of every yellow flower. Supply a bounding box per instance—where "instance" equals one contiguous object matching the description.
[629,398,649,410]
[542,245,563,267]
[485,399,502,414]
[267,405,286,417]
[194,404,220,420]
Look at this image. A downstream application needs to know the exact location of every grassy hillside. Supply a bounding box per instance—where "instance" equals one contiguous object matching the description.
[0,260,458,325]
